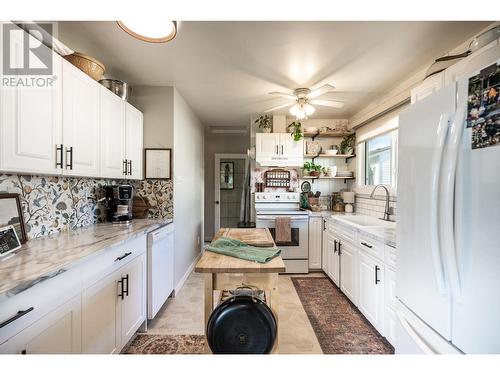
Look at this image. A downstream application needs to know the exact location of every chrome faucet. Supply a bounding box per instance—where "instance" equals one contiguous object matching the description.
[370,185,393,222]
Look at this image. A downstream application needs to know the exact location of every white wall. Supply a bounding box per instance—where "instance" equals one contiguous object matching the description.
[130,86,174,148]
[173,88,205,286]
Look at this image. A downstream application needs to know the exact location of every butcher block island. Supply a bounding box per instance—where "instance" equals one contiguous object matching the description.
[195,228,285,354]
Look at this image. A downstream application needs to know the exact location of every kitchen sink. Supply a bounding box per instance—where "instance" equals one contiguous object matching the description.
[335,215,396,228]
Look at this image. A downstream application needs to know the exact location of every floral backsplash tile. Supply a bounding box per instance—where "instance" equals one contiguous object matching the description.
[0,174,173,240]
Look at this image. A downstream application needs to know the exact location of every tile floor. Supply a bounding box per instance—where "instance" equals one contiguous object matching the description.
[147,271,324,354]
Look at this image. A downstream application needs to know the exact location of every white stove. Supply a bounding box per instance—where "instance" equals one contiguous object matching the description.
[255,192,309,273]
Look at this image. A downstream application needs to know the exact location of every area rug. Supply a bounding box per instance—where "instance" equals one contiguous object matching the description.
[292,276,394,354]
[125,334,206,354]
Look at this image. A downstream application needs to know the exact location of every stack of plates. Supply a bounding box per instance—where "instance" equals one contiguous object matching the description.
[336,171,353,178]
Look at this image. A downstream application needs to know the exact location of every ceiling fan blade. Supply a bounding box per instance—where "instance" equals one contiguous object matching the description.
[310,99,344,109]
[264,102,295,113]
[307,84,336,99]
[269,91,297,100]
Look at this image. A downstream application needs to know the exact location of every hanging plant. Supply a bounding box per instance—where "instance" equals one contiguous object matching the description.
[287,121,303,141]
[254,115,272,133]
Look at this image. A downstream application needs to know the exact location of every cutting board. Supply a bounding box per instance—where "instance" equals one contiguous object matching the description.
[217,228,274,247]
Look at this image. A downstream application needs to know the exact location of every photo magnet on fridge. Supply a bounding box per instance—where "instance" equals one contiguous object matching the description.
[467,63,500,149]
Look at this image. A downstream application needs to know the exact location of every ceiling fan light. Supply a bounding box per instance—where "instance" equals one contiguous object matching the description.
[289,104,300,116]
[117,20,177,43]
[296,109,306,120]
[304,103,315,116]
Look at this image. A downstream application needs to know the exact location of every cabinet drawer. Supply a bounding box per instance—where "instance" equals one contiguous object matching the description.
[328,221,355,244]
[358,233,384,260]
[0,266,81,345]
[384,244,397,270]
[80,234,147,288]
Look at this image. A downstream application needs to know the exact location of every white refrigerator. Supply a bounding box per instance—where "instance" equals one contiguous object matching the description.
[396,44,500,354]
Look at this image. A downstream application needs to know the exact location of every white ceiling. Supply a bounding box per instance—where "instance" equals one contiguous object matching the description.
[58,21,489,127]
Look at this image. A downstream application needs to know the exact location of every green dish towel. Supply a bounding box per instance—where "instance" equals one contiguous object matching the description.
[206,237,281,264]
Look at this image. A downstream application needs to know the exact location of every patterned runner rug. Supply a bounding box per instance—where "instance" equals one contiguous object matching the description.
[125,334,206,354]
[292,276,394,354]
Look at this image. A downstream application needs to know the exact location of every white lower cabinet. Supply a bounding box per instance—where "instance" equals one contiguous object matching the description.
[358,252,385,334]
[339,240,358,306]
[326,233,340,287]
[384,266,397,346]
[0,295,82,354]
[0,235,147,354]
[308,217,323,269]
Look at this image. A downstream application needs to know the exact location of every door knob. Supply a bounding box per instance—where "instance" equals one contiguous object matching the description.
[215,201,220,204]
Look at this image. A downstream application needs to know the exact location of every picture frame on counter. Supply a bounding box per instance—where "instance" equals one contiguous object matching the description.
[0,193,27,244]
[144,148,172,180]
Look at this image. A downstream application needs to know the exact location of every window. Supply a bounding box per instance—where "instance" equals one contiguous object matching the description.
[363,130,398,186]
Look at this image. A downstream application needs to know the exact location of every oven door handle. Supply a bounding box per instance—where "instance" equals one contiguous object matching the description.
[256,216,309,221]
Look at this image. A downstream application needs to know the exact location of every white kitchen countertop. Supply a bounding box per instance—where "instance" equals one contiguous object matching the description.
[0,218,172,300]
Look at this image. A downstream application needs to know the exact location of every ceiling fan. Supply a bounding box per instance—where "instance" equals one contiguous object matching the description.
[264,84,344,120]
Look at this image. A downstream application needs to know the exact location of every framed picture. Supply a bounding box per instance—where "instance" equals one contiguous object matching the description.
[220,161,234,190]
[0,225,22,258]
[144,148,172,180]
[0,193,27,244]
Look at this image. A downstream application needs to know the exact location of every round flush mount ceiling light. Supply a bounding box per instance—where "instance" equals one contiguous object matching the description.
[117,20,177,43]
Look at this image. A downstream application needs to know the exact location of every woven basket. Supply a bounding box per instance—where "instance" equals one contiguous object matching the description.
[64,52,105,81]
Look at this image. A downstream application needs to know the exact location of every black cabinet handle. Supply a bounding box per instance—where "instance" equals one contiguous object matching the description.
[276,145,279,155]
[123,274,129,297]
[56,144,63,168]
[375,265,380,285]
[0,307,34,329]
[281,145,284,155]
[21,349,27,354]
[115,252,132,262]
[338,241,342,255]
[127,160,132,175]
[333,240,338,253]
[118,279,124,300]
[66,146,73,170]
[323,219,326,231]
[361,242,373,249]
[123,159,128,175]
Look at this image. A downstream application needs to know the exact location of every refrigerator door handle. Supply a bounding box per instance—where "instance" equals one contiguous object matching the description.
[396,310,436,354]
[429,113,450,295]
[440,108,465,302]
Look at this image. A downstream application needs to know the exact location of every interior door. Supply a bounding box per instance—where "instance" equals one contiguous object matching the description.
[0,26,62,175]
[397,84,456,340]
[100,86,126,179]
[358,252,384,332]
[340,241,357,305]
[62,59,100,177]
[81,271,120,354]
[125,104,144,180]
[120,253,146,347]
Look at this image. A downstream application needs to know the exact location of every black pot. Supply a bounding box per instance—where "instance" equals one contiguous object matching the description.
[206,295,277,354]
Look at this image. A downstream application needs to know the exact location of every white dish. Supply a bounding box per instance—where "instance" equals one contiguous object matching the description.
[323,149,338,156]
[305,127,318,133]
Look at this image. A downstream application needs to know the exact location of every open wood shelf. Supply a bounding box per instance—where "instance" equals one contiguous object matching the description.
[303,131,353,141]
[300,175,355,184]
[304,153,356,163]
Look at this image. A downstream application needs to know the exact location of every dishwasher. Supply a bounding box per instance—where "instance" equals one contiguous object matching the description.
[147,223,174,320]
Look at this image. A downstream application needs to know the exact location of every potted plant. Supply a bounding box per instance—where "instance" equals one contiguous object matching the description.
[339,133,356,155]
[287,121,303,141]
[254,115,272,133]
[303,161,322,177]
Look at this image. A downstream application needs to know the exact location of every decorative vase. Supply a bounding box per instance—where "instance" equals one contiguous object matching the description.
[261,127,271,133]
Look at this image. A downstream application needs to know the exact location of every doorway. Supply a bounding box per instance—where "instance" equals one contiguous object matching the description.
[214,153,248,233]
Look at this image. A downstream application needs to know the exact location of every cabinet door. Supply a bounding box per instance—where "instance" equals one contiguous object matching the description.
[280,134,303,158]
[120,253,146,347]
[256,133,279,158]
[358,252,384,333]
[0,27,62,175]
[308,217,322,269]
[384,267,397,345]
[0,295,81,354]
[327,233,340,287]
[340,241,358,306]
[125,104,144,180]
[410,73,444,104]
[321,220,329,274]
[100,86,126,179]
[62,59,100,177]
[81,270,121,354]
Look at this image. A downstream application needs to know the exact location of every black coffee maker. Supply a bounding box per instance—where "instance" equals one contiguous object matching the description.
[103,185,134,224]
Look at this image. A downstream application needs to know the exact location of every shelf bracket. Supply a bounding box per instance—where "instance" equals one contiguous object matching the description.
[311,131,320,141]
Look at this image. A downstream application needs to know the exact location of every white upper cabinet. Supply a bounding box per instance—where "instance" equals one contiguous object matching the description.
[0,27,62,175]
[410,73,445,104]
[255,133,303,166]
[279,133,303,158]
[100,86,126,179]
[62,59,100,177]
[125,104,144,180]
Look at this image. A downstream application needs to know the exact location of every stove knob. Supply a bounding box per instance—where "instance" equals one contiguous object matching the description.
[263,195,268,200]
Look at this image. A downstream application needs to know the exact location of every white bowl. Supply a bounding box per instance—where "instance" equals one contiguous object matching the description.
[323,149,338,156]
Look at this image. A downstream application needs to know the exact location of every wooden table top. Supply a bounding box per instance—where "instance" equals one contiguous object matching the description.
[195,228,286,274]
